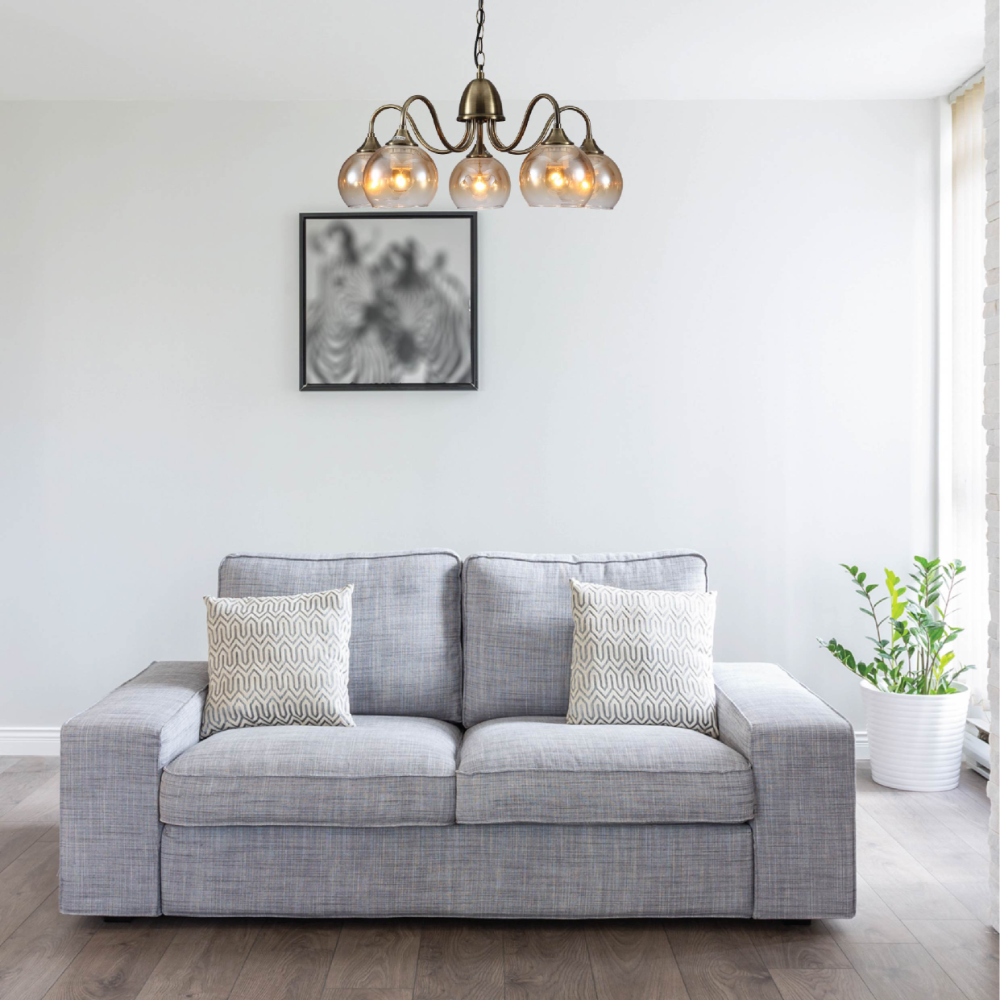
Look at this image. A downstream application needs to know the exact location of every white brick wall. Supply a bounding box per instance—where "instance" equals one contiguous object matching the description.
[986,0,999,935]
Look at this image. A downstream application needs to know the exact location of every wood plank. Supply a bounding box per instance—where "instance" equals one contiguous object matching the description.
[0,890,98,1000]
[6,758,59,774]
[413,922,503,1000]
[503,924,597,1000]
[326,922,421,992]
[44,920,176,1000]
[585,921,689,1000]
[854,809,936,887]
[321,992,412,1000]
[903,919,1000,1000]
[823,878,915,945]
[906,784,991,859]
[664,921,783,1000]
[743,922,852,971]
[939,882,994,926]
[838,942,967,1000]
[664,920,759,962]
[771,968,876,1000]
[870,882,976,922]
[0,774,59,876]
[0,760,20,776]
[230,923,339,1000]
[134,921,258,1000]
[856,776,988,884]
[957,767,989,807]
[0,770,52,822]
[39,826,59,844]
[0,840,59,947]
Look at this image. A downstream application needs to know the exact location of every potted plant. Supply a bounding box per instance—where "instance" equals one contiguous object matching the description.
[819,556,973,791]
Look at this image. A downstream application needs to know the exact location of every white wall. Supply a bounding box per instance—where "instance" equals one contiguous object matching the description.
[0,99,940,731]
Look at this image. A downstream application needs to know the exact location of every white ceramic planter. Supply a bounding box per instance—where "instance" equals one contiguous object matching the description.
[860,680,970,791]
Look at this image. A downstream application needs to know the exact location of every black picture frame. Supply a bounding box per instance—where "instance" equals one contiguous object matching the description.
[299,212,478,391]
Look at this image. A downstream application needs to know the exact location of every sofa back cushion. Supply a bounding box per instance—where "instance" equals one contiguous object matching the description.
[218,551,462,723]
[462,551,709,727]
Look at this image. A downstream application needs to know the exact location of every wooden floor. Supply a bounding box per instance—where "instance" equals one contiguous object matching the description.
[0,757,995,1000]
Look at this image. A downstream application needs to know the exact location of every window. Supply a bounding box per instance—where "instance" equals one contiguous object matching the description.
[941,77,988,705]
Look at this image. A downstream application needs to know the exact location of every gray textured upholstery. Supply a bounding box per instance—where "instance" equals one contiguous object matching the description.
[59,550,858,922]
[457,717,753,825]
[462,551,708,726]
[218,551,462,722]
[160,823,753,918]
[714,662,856,920]
[60,661,208,916]
[161,717,461,827]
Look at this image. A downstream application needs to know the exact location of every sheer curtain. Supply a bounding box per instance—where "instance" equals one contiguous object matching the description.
[943,79,988,705]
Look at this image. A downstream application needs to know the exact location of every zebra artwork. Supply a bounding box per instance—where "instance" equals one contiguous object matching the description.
[300,213,477,390]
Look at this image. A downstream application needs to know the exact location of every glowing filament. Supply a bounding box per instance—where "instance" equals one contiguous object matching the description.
[392,169,411,191]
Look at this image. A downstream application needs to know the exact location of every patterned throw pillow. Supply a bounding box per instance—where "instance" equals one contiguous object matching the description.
[201,588,354,738]
[566,580,718,735]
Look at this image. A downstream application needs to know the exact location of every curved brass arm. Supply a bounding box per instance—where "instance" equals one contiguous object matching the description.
[361,103,472,155]
[398,95,474,154]
[486,93,562,154]
[558,106,594,144]
[489,104,600,156]
[366,103,405,134]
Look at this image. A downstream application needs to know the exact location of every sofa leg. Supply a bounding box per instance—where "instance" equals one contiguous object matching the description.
[102,917,134,923]
[781,919,812,926]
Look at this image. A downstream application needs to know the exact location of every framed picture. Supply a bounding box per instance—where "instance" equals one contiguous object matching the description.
[300,212,477,391]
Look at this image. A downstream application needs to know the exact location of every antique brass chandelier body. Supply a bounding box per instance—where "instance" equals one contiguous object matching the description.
[338,0,623,211]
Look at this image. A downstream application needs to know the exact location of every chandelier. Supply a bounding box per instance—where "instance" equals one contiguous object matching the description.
[337,0,623,211]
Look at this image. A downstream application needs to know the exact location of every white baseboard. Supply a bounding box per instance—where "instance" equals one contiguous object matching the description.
[855,731,870,760]
[0,727,61,756]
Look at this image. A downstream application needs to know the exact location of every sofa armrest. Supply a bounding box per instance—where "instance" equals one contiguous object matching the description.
[714,662,856,920]
[59,661,208,916]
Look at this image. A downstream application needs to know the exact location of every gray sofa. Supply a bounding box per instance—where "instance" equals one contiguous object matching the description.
[59,549,856,920]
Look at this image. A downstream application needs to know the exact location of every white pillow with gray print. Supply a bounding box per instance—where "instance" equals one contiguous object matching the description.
[202,587,354,738]
[566,579,718,735]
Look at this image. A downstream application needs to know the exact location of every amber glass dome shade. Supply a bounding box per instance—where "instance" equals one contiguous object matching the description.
[584,152,623,210]
[449,154,510,209]
[338,151,375,208]
[363,141,438,208]
[519,136,595,208]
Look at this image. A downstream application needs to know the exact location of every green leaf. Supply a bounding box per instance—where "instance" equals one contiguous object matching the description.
[885,568,907,620]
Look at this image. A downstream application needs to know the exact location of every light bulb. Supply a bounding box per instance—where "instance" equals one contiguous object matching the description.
[338,151,374,208]
[449,155,511,209]
[520,144,595,208]
[363,144,438,208]
[584,153,623,210]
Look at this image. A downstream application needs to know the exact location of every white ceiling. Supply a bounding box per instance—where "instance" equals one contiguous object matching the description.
[0,0,984,102]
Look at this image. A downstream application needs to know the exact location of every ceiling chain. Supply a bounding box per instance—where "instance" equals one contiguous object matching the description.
[474,0,486,71]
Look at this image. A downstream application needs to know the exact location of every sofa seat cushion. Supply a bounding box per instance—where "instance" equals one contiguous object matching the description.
[456,717,754,825]
[160,716,461,827]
